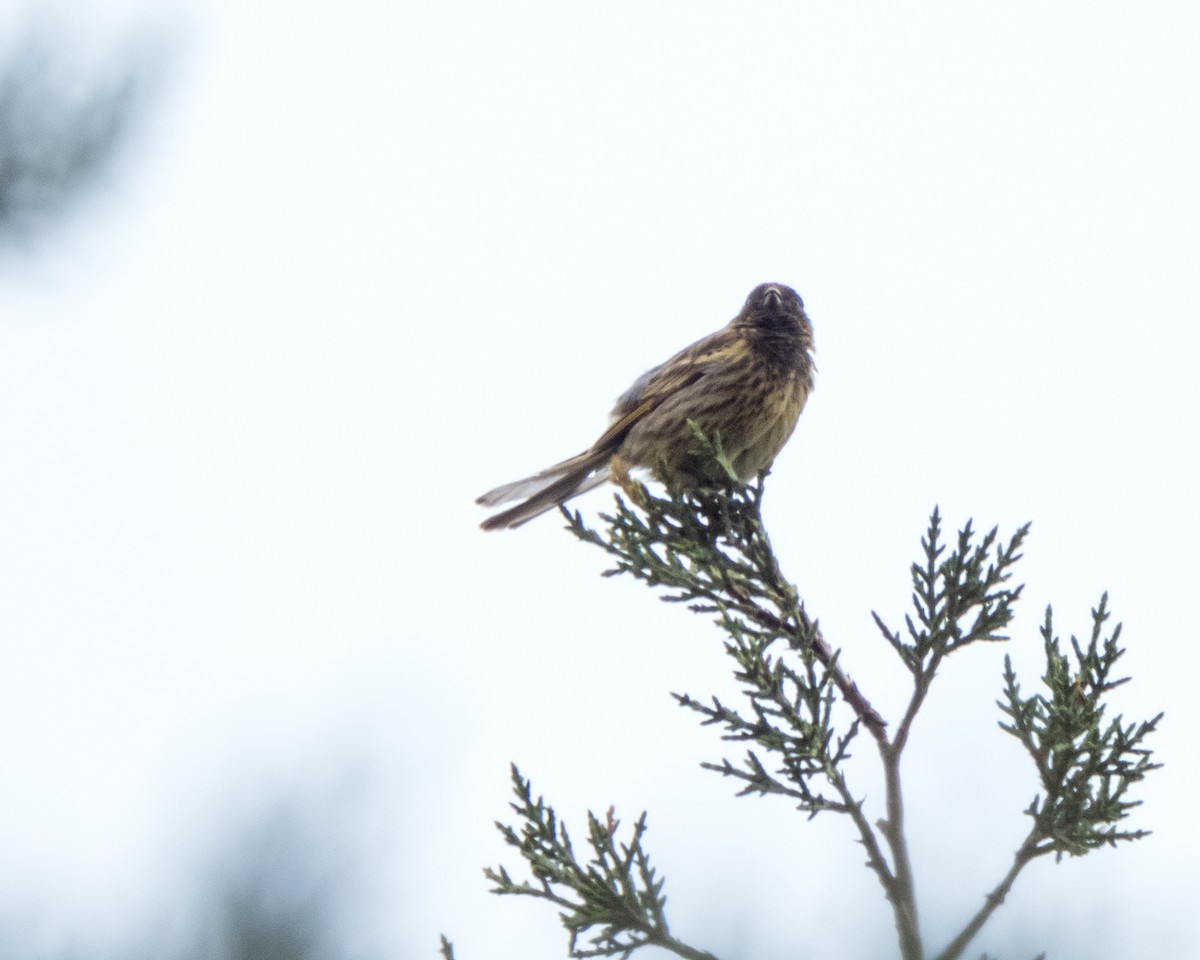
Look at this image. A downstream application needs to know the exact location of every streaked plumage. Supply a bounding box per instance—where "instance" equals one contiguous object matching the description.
[477,282,815,530]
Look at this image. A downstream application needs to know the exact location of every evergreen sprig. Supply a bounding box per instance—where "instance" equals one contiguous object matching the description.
[874,509,1029,674]
[999,595,1162,860]
[871,508,1030,758]
[485,765,716,960]
[566,426,885,792]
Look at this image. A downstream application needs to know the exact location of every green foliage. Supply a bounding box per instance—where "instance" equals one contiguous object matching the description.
[999,597,1162,860]
[874,510,1028,673]
[462,440,1162,960]
[571,467,867,816]
[484,765,715,960]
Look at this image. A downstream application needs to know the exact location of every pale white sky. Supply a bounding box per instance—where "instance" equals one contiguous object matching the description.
[1,3,1197,958]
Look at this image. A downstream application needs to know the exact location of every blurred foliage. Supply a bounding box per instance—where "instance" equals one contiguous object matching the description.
[180,799,358,960]
[0,13,167,247]
[0,773,392,960]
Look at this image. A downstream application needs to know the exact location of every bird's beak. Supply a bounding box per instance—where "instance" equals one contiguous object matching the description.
[763,286,785,307]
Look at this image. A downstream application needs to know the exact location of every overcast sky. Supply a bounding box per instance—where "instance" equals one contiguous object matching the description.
[1,3,1197,959]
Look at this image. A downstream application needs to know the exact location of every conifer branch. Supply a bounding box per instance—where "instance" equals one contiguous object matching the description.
[485,765,719,960]
[461,437,1162,960]
[998,596,1161,858]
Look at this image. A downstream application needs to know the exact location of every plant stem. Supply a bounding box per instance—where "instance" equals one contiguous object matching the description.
[931,839,1041,960]
[752,530,889,739]
[878,739,923,960]
[651,931,722,960]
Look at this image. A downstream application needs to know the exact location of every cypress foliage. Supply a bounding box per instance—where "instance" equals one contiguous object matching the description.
[456,433,1162,960]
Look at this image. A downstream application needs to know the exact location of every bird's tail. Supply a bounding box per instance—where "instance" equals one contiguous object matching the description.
[477,452,611,530]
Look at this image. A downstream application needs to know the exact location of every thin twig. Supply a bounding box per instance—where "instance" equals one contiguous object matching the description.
[931,838,1042,960]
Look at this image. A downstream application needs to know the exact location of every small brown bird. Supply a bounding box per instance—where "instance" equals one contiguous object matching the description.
[477,282,815,530]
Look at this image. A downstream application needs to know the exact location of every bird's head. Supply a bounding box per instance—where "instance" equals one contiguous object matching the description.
[737,282,811,338]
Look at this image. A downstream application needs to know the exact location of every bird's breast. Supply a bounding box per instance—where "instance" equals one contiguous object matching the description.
[727,370,807,478]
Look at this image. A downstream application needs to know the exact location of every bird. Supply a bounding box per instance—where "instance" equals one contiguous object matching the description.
[477,282,815,530]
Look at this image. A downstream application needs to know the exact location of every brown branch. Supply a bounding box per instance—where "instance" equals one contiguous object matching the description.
[728,599,889,741]
[809,615,889,740]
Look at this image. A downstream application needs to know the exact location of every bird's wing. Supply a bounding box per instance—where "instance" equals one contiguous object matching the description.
[611,330,746,417]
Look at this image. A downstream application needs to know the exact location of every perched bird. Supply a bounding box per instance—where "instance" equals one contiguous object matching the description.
[477,282,815,530]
